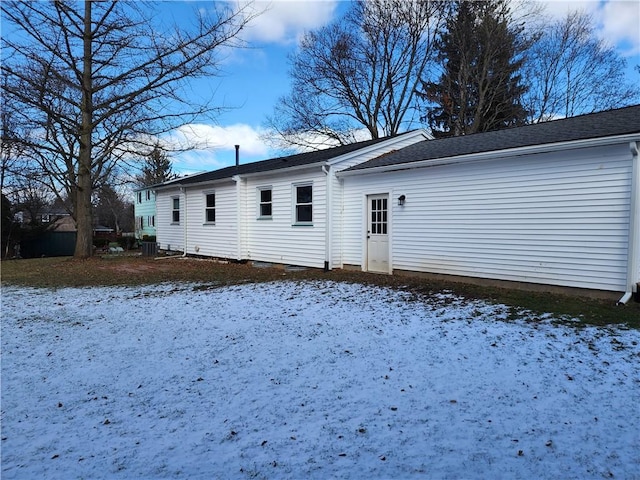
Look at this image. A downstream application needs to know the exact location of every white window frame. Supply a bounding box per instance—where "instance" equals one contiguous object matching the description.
[292,182,313,226]
[204,191,216,224]
[171,197,180,224]
[257,186,273,219]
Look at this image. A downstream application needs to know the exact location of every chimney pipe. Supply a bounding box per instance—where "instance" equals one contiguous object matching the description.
[235,145,240,167]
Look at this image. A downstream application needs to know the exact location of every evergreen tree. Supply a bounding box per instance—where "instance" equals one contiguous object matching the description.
[419,0,529,137]
[137,143,175,187]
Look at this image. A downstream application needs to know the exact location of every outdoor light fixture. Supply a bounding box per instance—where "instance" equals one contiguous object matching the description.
[398,195,406,206]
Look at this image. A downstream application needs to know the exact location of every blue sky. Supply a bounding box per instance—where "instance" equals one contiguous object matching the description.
[163,0,640,175]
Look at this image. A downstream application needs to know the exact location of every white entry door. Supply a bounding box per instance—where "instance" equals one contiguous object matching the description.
[367,194,389,273]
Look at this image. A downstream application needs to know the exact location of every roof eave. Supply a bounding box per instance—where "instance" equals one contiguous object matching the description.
[326,129,431,167]
[337,133,640,178]
[154,161,329,190]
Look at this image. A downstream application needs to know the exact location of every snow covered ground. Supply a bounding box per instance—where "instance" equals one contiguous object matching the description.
[1,281,639,479]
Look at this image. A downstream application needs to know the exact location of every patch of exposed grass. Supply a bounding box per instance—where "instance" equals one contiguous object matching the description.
[2,255,638,328]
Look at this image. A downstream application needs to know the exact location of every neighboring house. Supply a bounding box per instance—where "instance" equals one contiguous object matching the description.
[154,131,429,269]
[154,105,640,300]
[133,187,157,239]
[338,105,640,300]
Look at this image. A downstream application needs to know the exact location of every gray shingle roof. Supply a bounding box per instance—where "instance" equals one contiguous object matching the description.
[346,105,640,172]
[156,135,397,188]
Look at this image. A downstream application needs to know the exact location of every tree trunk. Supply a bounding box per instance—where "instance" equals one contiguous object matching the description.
[74,0,94,258]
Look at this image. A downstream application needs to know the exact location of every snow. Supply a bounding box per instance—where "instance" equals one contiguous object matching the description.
[1,280,639,479]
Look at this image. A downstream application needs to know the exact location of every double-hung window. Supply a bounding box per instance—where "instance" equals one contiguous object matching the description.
[205,193,216,223]
[294,183,312,225]
[258,187,272,218]
[172,197,180,223]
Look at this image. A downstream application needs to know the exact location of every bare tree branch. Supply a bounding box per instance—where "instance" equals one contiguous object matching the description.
[1,0,257,257]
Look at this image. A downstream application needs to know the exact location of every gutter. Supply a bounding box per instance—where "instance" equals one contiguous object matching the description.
[618,141,640,304]
[232,175,245,261]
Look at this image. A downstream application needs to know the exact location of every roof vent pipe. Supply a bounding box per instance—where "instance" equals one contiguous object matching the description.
[235,145,240,167]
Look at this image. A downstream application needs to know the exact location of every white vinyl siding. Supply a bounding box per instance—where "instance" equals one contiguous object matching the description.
[156,189,184,251]
[245,170,326,268]
[342,144,632,291]
[186,183,237,258]
[327,133,428,269]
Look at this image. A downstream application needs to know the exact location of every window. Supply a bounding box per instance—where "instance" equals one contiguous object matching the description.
[137,192,142,203]
[146,190,151,201]
[137,216,144,229]
[259,188,272,218]
[294,184,312,224]
[172,197,180,223]
[205,193,215,223]
[148,215,155,227]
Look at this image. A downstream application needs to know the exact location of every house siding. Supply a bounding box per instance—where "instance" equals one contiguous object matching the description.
[133,189,157,239]
[342,144,632,292]
[245,168,327,268]
[156,188,185,252]
[329,132,428,269]
[183,182,238,258]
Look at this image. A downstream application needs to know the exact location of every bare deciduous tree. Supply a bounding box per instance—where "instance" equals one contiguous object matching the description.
[1,0,256,257]
[266,0,445,150]
[523,10,639,122]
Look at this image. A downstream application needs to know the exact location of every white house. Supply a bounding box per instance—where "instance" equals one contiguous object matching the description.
[153,105,640,301]
[154,131,429,269]
[338,105,640,301]
[133,187,157,239]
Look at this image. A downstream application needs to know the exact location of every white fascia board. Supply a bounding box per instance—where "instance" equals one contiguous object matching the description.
[327,130,432,167]
[157,162,328,191]
[152,171,213,191]
[156,177,236,191]
[337,133,640,178]
[233,162,325,179]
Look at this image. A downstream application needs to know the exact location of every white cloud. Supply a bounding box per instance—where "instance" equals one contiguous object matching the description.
[536,0,640,56]
[600,1,640,55]
[241,0,338,44]
[162,123,273,174]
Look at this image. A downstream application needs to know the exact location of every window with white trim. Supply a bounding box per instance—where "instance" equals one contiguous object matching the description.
[258,187,272,218]
[137,192,142,203]
[146,190,151,201]
[172,197,180,223]
[294,183,312,224]
[148,215,155,227]
[205,193,216,223]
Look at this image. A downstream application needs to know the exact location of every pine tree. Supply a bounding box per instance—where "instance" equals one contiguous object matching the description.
[419,0,528,138]
[137,144,175,187]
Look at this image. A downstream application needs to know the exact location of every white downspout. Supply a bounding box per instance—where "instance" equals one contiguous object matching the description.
[232,175,244,261]
[181,187,188,257]
[618,141,639,304]
[322,164,332,271]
